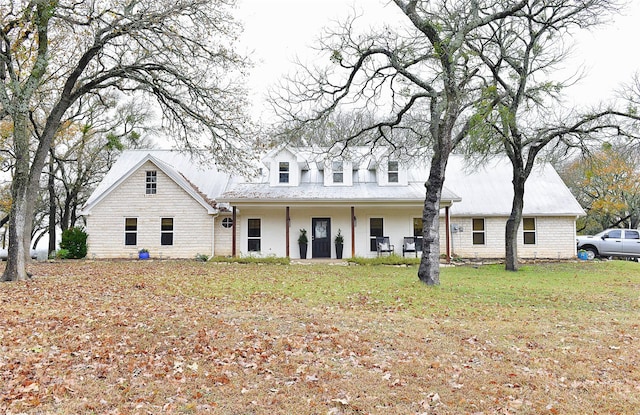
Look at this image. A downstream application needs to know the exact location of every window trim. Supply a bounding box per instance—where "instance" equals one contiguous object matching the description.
[388,160,399,183]
[523,217,536,245]
[278,162,290,184]
[161,217,174,246]
[472,218,485,245]
[222,217,234,229]
[125,217,137,246]
[332,160,344,183]
[146,171,157,195]
[247,218,261,252]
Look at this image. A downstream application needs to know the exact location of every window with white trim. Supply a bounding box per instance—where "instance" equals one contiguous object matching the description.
[523,217,536,245]
[388,161,399,183]
[248,219,261,252]
[332,161,344,183]
[279,162,289,183]
[146,171,157,194]
[472,218,485,245]
[161,218,173,245]
[125,218,137,245]
[222,217,233,228]
[370,218,383,251]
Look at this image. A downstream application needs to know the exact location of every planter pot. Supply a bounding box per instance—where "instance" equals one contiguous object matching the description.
[138,252,150,260]
[299,243,307,259]
[335,243,343,259]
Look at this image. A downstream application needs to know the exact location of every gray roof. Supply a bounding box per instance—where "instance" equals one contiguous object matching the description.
[220,182,461,205]
[443,156,585,216]
[82,150,231,214]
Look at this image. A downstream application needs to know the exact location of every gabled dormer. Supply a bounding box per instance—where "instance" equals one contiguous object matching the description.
[263,147,307,186]
[322,159,354,186]
[370,157,408,186]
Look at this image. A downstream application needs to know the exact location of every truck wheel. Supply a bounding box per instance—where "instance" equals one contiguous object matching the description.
[584,247,597,260]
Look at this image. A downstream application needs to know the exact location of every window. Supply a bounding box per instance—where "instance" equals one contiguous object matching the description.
[248,219,261,252]
[332,161,343,183]
[125,218,137,246]
[472,218,485,245]
[413,218,423,237]
[279,162,289,183]
[605,229,622,239]
[523,217,536,245]
[388,161,399,183]
[625,230,640,239]
[161,218,173,245]
[370,218,383,251]
[146,171,157,194]
[222,217,233,228]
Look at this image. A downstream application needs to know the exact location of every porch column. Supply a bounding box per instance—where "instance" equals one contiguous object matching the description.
[351,206,356,258]
[285,206,290,258]
[232,206,237,257]
[445,205,451,263]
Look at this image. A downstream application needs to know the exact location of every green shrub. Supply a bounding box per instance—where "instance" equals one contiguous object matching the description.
[195,253,209,262]
[60,227,88,259]
[56,248,70,259]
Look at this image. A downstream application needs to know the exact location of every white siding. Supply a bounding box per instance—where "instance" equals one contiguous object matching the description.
[85,161,214,258]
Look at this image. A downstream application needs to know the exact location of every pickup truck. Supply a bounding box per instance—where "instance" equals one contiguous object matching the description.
[576,228,640,260]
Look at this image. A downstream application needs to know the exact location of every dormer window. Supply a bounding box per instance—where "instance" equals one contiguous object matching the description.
[279,162,289,183]
[388,161,399,183]
[332,161,344,183]
[146,171,157,194]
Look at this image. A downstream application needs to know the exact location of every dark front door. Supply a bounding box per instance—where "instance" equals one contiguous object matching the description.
[312,218,331,258]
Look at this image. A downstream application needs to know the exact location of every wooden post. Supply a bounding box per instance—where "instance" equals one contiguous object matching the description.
[351,206,356,258]
[232,206,237,257]
[445,205,451,263]
[285,206,290,258]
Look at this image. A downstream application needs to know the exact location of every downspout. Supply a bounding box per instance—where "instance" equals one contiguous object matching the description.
[211,211,219,258]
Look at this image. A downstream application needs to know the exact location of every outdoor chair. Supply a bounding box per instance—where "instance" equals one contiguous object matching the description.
[376,236,395,257]
[402,236,418,257]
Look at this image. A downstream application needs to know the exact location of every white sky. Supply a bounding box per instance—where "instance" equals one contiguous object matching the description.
[237,0,640,117]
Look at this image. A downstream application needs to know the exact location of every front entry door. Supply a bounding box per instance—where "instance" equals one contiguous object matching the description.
[312,218,331,258]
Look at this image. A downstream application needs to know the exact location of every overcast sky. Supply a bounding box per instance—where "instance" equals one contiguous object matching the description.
[237,0,640,117]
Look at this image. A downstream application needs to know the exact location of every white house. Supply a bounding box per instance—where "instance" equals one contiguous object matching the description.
[81,147,585,260]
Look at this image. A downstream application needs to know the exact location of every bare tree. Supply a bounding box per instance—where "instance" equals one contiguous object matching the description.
[0,0,254,281]
[464,0,634,271]
[271,0,528,285]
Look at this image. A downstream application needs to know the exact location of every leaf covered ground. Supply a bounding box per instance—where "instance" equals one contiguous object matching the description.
[1,260,639,414]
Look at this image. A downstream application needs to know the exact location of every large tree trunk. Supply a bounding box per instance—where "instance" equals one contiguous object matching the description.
[505,171,526,271]
[3,115,33,282]
[418,151,449,285]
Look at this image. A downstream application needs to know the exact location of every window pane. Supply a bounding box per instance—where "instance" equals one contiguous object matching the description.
[626,230,640,239]
[161,233,173,245]
[125,233,137,246]
[472,219,484,231]
[161,218,173,231]
[413,218,423,237]
[333,172,343,183]
[146,171,157,194]
[279,162,289,183]
[607,230,622,238]
[472,233,485,245]
[370,218,383,251]
[248,239,261,252]
[248,219,261,237]
[125,218,137,231]
[523,232,536,245]
[523,218,535,230]
[222,217,233,228]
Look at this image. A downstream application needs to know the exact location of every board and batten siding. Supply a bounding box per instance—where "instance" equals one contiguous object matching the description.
[86,161,215,258]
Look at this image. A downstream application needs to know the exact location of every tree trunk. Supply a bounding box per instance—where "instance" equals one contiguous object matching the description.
[48,154,57,256]
[418,151,449,285]
[3,115,32,282]
[505,171,526,271]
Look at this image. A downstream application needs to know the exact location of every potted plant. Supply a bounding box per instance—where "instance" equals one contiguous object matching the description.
[334,229,344,259]
[138,248,150,260]
[298,229,308,259]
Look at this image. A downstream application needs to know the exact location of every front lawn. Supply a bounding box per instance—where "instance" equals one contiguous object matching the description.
[1,260,638,414]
